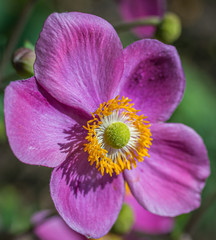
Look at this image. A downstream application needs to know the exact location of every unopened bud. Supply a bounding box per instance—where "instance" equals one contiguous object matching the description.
[155,12,182,44]
[111,203,134,235]
[12,47,36,78]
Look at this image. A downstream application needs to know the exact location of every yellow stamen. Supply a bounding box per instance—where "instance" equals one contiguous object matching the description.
[125,182,131,196]
[83,96,152,176]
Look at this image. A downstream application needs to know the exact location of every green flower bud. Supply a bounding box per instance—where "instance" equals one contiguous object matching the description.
[111,203,134,235]
[155,12,182,44]
[24,40,35,51]
[12,47,35,78]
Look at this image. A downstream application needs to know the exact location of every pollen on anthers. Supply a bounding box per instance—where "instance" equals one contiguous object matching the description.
[83,96,152,176]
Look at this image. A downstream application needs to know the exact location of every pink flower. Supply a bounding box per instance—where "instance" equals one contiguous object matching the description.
[125,190,174,235]
[118,0,166,38]
[32,211,87,240]
[32,208,172,240]
[4,12,209,238]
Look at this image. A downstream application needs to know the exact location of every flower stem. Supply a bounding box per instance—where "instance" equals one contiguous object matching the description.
[0,0,37,87]
[184,190,216,236]
[114,17,161,32]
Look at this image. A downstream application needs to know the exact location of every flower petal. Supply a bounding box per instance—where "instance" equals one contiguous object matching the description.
[4,77,87,167]
[34,12,123,114]
[119,39,185,122]
[118,0,166,38]
[125,193,174,234]
[33,211,87,240]
[124,123,210,216]
[50,149,125,238]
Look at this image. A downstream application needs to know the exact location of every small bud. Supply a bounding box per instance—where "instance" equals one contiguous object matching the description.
[155,12,182,44]
[12,47,36,78]
[111,203,134,235]
[24,40,35,51]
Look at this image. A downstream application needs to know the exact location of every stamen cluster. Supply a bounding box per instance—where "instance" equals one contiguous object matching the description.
[83,96,152,176]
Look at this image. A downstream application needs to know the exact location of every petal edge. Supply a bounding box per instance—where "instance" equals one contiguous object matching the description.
[124,123,210,216]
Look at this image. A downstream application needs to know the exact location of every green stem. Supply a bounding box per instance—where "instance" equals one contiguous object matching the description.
[184,190,216,236]
[114,16,161,32]
[0,0,37,87]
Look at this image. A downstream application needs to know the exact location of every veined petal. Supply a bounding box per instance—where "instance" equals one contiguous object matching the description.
[124,123,210,216]
[119,39,185,123]
[118,0,166,38]
[34,12,124,114]
[50,149,125,238]
[4,77,87,167]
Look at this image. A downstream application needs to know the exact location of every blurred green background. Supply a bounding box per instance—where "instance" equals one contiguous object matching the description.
[0,0,216,239]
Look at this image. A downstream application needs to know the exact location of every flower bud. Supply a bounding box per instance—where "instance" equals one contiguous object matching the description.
[12,47,36,78]
[111,203,134,235]
[155,12,182,44]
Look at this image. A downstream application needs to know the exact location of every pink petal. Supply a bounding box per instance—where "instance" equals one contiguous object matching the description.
[50,149,125,239]
[124,123,210,216]
[34,12,123,114]
[119,39,185,123]
[4,77,87,167]
[118,0,166,38]
[33,212,87,240]
[125,193,174,234]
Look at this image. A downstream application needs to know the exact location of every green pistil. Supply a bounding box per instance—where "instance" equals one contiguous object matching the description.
[104,122,130,149]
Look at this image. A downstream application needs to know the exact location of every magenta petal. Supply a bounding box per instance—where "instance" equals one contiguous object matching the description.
[119,39,185,122]
[4,77,87,167]
[124,123,210,216]
[50,149,125,238]
[125,193,174,234]
[33,212,87,240]
[34,12,123,114]
[118,0,166,38]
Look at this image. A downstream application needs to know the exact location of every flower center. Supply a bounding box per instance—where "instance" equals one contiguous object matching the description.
[104,122,130,149]
[83,96,152,176]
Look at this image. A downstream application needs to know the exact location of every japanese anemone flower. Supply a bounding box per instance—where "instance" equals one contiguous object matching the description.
[118,0,166,38]
[4,12,209,239]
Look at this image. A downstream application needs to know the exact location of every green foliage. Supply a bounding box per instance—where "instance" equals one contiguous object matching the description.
[0,186,34,233]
